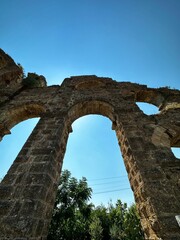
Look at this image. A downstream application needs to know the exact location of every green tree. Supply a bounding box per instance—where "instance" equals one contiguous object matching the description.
[108,200,144,240]
[92,204,110,240]
[47,170,93,240]
[123,204,144,240]
[89,215,103,240]
[110,223,123,240]
[108,200,127,240]
[47,170,144,240]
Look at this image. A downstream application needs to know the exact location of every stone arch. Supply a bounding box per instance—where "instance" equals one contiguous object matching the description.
[135,89,164,108]
[0,103,45,140]
[64,99,132,187]
[64,100,134,180]
[66,100,116,125]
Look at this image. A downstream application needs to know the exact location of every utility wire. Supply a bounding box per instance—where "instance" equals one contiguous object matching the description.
[87,175,128,181]
[89,180,129,187]
[92,185,130,192]
[93,187,130,195]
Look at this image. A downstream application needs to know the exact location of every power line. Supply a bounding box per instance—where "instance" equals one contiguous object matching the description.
[89,180,129,187]
[93,187,130,195]
[92,185,130,192]
[87,175,128,182]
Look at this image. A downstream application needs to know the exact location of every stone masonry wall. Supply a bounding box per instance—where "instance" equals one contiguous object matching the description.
[0,49,179,239]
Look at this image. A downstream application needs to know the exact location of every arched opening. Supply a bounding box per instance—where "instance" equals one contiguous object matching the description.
[66,100,116,124]
[151,124,180,168]
[171,147,180,159]
[0,102,45,180]
[135,89,163,115]
[48,113,144,239]
[0,118,39,181]
[63,100,138,206]
[170,128,180,159]
[136,102,159,115]
[7,104,43,128]
[63,115,134,206]
[135,90,164,108]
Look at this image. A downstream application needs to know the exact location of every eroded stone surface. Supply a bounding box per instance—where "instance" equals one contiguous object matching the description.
[0,49,180,239]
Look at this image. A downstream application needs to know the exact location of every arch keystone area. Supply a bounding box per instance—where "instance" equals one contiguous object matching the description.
[0,50,180,239]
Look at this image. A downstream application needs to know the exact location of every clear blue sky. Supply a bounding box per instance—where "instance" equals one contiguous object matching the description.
[0,0,180,206]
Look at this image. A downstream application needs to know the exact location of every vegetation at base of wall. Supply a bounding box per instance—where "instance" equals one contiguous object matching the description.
[47,170,145,240]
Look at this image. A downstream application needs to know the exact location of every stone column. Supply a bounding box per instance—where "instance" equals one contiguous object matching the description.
[115,114,180,240]
[0,115,69,239]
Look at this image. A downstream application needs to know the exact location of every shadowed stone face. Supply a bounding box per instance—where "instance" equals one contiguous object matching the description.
[0,49,179,240]
[0,49,22,88]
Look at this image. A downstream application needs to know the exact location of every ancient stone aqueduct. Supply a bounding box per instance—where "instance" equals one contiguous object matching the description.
[0,49,179,239]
